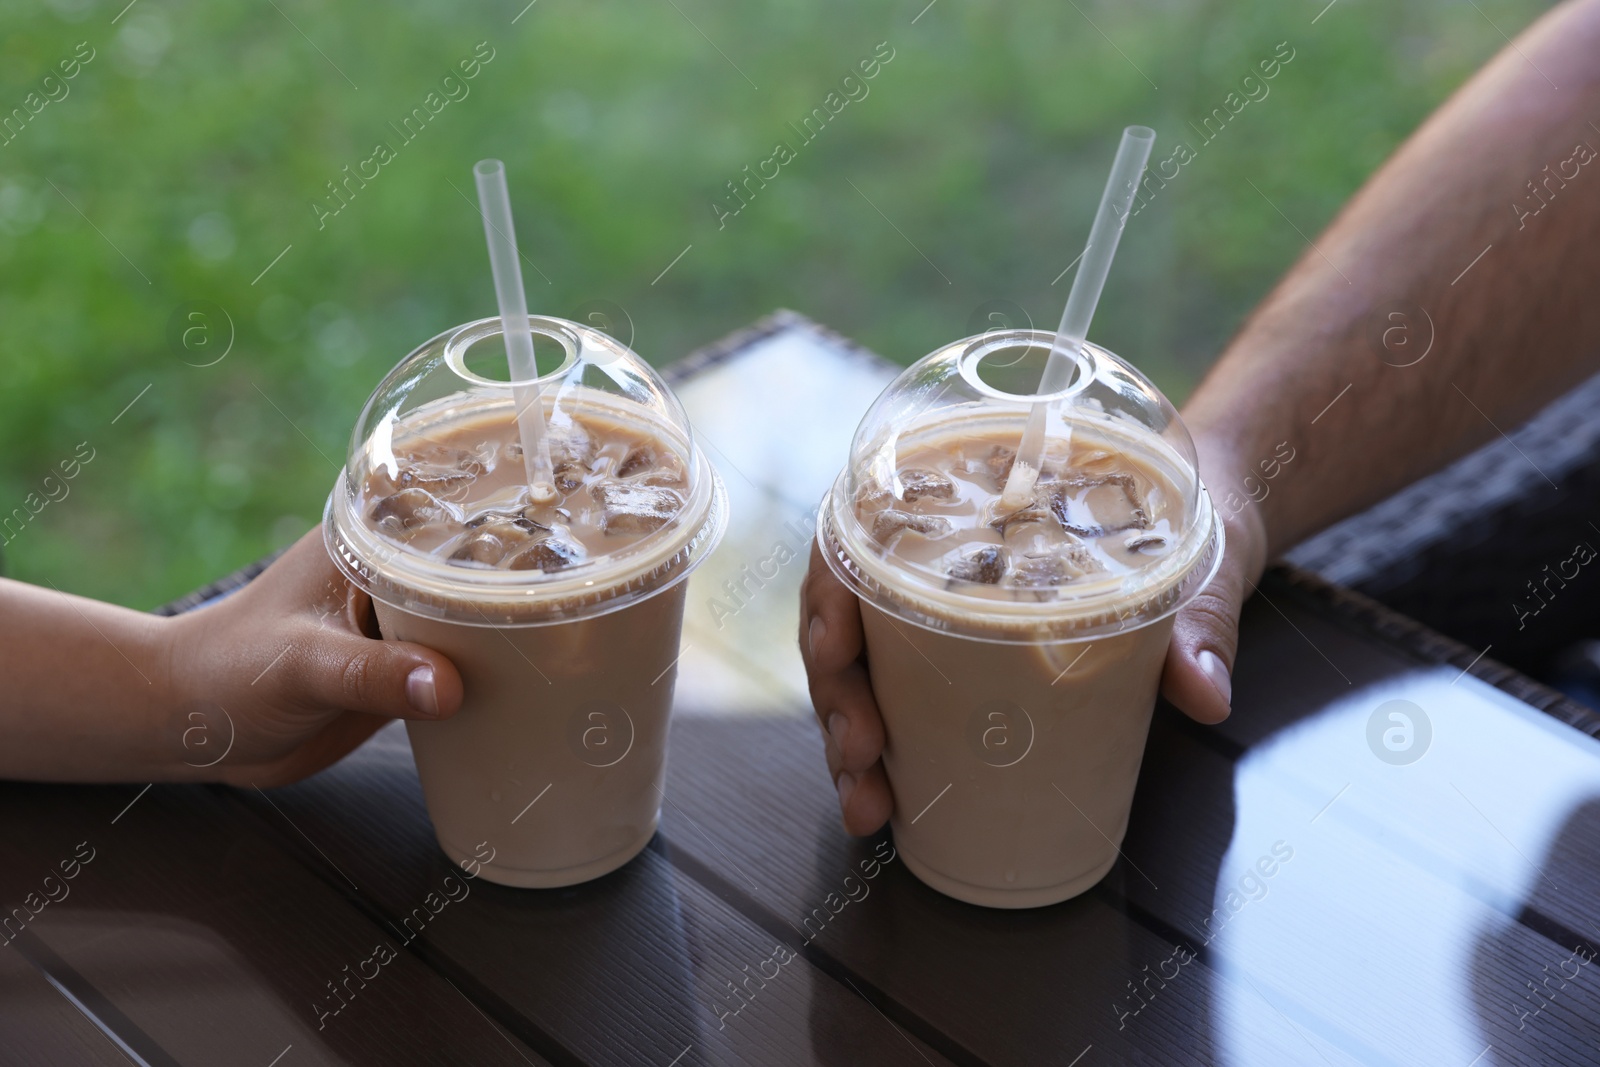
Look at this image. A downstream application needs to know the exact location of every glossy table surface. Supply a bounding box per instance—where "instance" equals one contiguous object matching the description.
[5,313,1600,1067]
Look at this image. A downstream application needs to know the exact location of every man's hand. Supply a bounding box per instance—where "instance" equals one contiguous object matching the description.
[798,541,894,835]
[797,445,1266,836]
[1157,442,1270,726]
[166,528,464,787]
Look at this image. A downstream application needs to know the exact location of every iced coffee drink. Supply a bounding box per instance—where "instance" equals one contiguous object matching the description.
[859,430,1182,590]
[819,330,1220,908]
[362,409,693,568]
[326,315,726,887]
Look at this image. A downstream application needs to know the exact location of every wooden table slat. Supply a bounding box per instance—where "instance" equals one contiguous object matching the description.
[0,940,135,1067]
[0,782,548,1066]
[230,726,955,1067]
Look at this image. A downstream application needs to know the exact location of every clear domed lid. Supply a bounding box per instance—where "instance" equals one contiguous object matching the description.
[819,329,1220,642]
[325,315,727,625]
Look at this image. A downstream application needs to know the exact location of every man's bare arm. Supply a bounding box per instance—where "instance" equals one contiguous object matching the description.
[1186,0,1600,554]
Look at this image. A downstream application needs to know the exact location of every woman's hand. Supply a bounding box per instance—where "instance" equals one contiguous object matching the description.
[166,528,464,787]
[797,441,1267,835]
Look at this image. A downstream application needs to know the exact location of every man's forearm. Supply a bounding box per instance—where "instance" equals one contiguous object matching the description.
[1185,0,1600,555]
[0,579,179,781]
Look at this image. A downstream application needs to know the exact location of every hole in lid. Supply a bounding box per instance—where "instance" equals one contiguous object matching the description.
[460,329,570,382]
[970,341,1087,398]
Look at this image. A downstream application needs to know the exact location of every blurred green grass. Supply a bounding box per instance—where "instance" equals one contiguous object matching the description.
[0,0,1551,608]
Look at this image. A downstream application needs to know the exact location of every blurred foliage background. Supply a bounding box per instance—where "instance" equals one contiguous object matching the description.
[0,0,1553,608]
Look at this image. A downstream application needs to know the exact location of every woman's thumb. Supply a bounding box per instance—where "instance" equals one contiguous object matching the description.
[297,632,464,721]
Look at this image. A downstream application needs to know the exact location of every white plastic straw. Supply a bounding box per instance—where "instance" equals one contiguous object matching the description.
[999,126,1156,509]
[473,159,557,504]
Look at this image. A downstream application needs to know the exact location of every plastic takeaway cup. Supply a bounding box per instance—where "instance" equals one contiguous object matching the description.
[817,329,1221,908]
[325,315,727,887]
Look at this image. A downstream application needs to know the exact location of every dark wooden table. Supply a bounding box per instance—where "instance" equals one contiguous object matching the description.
[6,313,1600,1067]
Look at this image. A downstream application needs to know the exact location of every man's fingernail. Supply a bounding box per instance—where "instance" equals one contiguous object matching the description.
[828,713,849,752]
[836,771,857,811]
[406,665,439,716]
[1197,650,1232,706]
[809,616,826,660]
